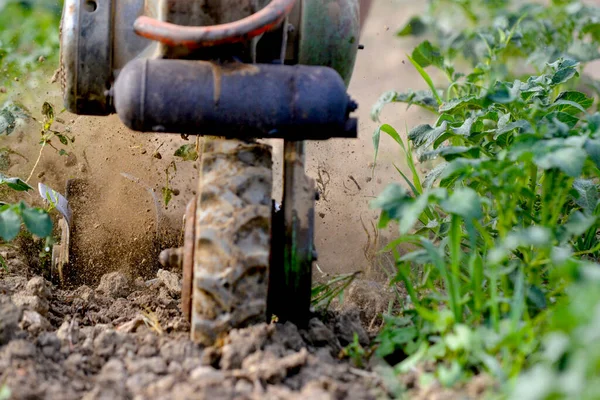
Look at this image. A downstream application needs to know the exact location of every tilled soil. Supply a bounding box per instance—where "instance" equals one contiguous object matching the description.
[0,246,388,400]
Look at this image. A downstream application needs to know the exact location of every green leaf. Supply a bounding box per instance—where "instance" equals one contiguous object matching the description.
[563,211,596,237]
[407,55,443,105]
[549,58,579,86]
[21,206,52,238]
[55,133,68,146]
[584,139,600,169]
[174,144,198,161]
[408,122,448,156]
[420,146,480,162]
[440,187,483,219]
[0,174,31,191]
[0,207,21,241]
[397,16,428,37]
[162,187,173,207]
[399,195,431,234]
[553,91,593,115]
[411,40,444,69]
[451,116,476,136]
[423,162,448,189]
[439,96,481,113]
[371,90,439,121]
[572,179,599,216]
[535,147,587,177]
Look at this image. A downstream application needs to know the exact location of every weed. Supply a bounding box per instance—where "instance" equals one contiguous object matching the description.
[311,270,361,311]
[340,333,370,368]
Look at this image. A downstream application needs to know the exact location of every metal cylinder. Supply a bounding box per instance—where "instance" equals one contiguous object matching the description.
[113,59,357,139]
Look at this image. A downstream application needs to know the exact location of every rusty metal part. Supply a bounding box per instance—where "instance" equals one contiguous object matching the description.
[51,217,70,283]
[134,0,296,48]
[181,198,197,322]
[267,141,315,326]
[114,59,357,139]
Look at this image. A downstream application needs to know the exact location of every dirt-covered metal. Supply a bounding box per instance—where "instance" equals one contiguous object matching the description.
[113,59,357,139]
[134,0,296,48]
[267,141,315,325]
[191,139,273,346]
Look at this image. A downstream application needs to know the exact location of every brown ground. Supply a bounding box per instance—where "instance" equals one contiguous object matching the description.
[0,246,390,399]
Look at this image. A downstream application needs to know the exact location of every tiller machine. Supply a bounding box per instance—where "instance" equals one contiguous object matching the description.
[57,0,360,344]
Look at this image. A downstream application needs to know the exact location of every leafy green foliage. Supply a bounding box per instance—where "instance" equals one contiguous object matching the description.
[371,0,600,396]
[0,177,52,242]
[0,0,61,93]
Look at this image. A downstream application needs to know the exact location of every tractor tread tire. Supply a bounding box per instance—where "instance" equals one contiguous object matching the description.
[191,138,272,345]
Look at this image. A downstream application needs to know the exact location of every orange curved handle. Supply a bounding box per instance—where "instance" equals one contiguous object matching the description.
[134,0,296,49]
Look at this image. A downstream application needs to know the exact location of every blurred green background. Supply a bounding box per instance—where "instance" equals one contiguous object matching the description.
[0,0,62,94]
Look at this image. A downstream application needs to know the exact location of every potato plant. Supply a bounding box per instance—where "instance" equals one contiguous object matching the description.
[371,0,600,397]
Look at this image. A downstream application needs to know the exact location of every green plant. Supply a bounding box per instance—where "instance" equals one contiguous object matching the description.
[311,270,361,310]
[0,0,61,94]
[0,174,53,270]
[0,101,68,271]
[370,0,600,396]
[340,333,370,368]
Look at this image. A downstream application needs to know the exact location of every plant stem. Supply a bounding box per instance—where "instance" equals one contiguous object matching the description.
[449,214,463,322]
[26,142,46,183]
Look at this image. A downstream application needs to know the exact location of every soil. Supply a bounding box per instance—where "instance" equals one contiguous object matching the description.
[0,246,392,400]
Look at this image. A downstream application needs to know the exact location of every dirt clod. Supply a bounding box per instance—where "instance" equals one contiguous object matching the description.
[20,310,51,335]
[11,293,49,316]
[96,272,131,299]
[157,269,181,297]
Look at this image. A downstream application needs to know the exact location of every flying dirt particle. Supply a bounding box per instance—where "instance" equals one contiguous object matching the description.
[141,150,147,155]
[319,212,325,219]
[79,164,87,172]
[37,171,45,178]
[14,77,18,82]
[172,189,180,196]
[38,56,45,63]
[0,87,6,93]
[153,152,162,160]
[366,177,372,183]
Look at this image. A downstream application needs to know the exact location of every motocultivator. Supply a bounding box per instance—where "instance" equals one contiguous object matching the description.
[56,0,360,345]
